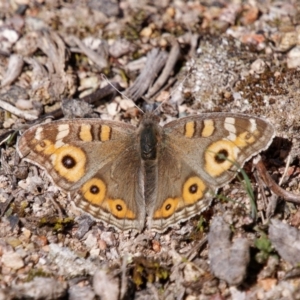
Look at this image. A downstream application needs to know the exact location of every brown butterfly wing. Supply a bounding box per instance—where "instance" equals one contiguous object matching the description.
[149,113,274,232]
[17,119,146,231]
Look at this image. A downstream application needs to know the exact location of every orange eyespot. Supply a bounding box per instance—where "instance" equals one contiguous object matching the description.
[106,199,135,219]
[235,131,256,147]
[205,140,236,177]
[153,197,180,219]
[182,177,206,204]
[35,139,55,154]
[81,178,106,205]
[52,145,86,182]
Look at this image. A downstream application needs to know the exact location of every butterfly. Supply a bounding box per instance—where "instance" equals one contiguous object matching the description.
[17,112,274,232]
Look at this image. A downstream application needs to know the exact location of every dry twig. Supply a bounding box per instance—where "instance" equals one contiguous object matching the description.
[254,155,300,204]
[125,48,168,101]
[1,54,24,87]
[71,35,109,70]
[146,40,181,99]
[0,99,38,120]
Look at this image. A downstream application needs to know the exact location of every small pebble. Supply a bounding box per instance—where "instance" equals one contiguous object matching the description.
[106,102,119,116]
[100,232,116,247]
[250,58,266,74]
[287,46,300,68]
[98,239,107,250]
[6,237,22,248]
[1,252,24,270]
[84,233,98,250]
[140,26,153,38]
[119,99,135,111]
[22,228,32,239]
[152,240,161,252]
[90,248,100,258]
[15,99,33,110]
[183,262,204,282]
[93,269,119,300]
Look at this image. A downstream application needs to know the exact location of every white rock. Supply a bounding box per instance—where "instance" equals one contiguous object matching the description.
[90,248,100,258]
[1,252,24,270]
[84,233,98,250]
[287,46,300,68]
[100,231,116,246]
[250,58,266,74]
[93,269,119,300]
[106,102,119,116]
[119,99,136,111]
[15,99,33,110]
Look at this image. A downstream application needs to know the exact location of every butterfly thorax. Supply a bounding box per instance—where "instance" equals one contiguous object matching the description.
[139,113,161,161]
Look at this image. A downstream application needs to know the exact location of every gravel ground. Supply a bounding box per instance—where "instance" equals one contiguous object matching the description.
[1,0,300,299]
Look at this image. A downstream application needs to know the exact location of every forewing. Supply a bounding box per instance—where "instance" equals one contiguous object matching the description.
[149,113,274,232]
[17,119,145,231]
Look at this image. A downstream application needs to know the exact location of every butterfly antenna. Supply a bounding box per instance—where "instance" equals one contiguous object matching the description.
[101,74,144,114]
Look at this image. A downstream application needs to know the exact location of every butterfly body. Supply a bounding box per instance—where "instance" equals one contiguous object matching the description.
[17,112,274,232]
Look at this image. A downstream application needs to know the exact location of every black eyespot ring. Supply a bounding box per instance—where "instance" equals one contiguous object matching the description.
[215,149,229,163]
[90,185,99,194]
[189,184,198,194]
[62,155,76,168]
